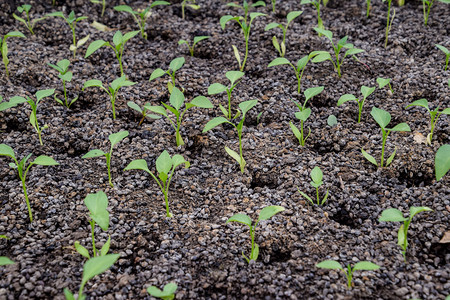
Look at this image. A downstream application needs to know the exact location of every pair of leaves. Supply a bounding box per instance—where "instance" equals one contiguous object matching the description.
[265,10,303,32]
[178,36,210,56]
[379,207,432,223]
[0,144,58,166]
[83,76,136,93]
[85,30,139,58]
[337,85,375,106]
[149,57,185,82]
[371,107,410,132]
[208,71,244,95]
[226,206,285,228]
[75,237,110,260]
[147,282,177,300]
[317,260,380,271]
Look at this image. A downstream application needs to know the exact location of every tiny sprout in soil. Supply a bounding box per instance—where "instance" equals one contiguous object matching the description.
[147,282,178,300]
[316,260,380,289]
[297,166,329,205]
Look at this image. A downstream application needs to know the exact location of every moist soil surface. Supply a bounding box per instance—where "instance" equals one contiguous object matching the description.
[0,0,449,299]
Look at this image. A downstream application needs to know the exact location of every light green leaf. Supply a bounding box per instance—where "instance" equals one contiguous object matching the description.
[409,206,432,220]
[36,89,55,102]
[327,115,337,127]
[83,79,103,90]
[353,261,380,271]
[226,213,252,227]
[289,121,301,141]
[112,31,123,47]
[190,96,213,109]
[297,189,314,204]
[296,55,309,70]
[208,83,227,95]
[203,117,230,133]
[397,224,406,246]
[81,254,120,285]
[85,40,108,58]
[82,149,106,158]
[225,146,242,165]
[376,77,391,89]
[100,236,111,256]
[314,27,332,40]
[124,159,151,174]
[0,257,14,266]
[361,148,378,166]
[220,15,235,30]
[435,44,449,55]
[386,147,397,167]
[370,107,391,129]
[169,87,184,111]
[84,191,109,231]
[389,123,410,132]
[249,12,266,22]
[239,99,257,116]
[171,154,189,169]
[251,243,259,261]
[379,208,407,222]
[127,101,142,113]
[265,22,280,31]
[145,105,168,117]
[169,57,185,72]
[268,57,290,67]
[226,71,245,86]
[310,166,323,184]
[111,76,136,90]
[294,108,311,121]
[113,5,134,14]
[316,260,343,270]
[193,36,210,44]
[121,30,139,43]
[258,206,284,222]
[287,10,303,23]
[156,150,172,175]
[63,288,75,300]
[337,94,357,106]
[405,99,429,110]
[59,72,73,82]
[147,282,177,299]
[150,1,171,8]
[345,48,364,56]
[109,130,129,148]
[0,144,16,159]
[75,241,91,259]
[304,86,324,101]
[252,0,266,6]
[149,68,166,81]
[77,35,90,47]
[32,155,59,166]
[435,144,450,181]
[361,86,375,99]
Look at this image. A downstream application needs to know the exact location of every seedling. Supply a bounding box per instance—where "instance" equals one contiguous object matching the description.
[82,130,129,187]
[423,0,449,26]
[114,2,170,39]
[127,101,161,126]
[1,31,26,77]
[379,206,432,261]
[361,107,410,168]
[10,89,55,145]
[47,59,78,108]
[264,10,303,57]
[382,0,396,48]
[220,2,266,71]
[268,53,321,94]
[182,0,200,19]
[149,57,185,94]
[377,77,393,94]
[147,282,177,300]
[207,70,244,119]
[124,150,190,217]
[366,0,371,17]
[271,0,276,13]
[63,254,120,300]
[290,86,324,146]
[46,11,89,58]
[337,85,375,123]
[178,36,210,56]
[312,28,364,78]
[435,44,449,70]
[203,99,257,173]
[0,257,14,266]
[0,144,58,222]
[435,144,450,181]
[327,115,337,127]
[0,95,29,112]
[90,0,106,17]
[82,76,136,119]
[85,30,139,76]
[300,0,324,35]
[13,4,47,35]
[297,166,329,205]
[316,260,380,289]
[144,87,212,147]
[226,206,284,263]
[406,99,449,145]
[74,191,111,259]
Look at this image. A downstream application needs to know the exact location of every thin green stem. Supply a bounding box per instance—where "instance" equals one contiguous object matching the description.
[385,0,392,48]
[21,179,33,222]
[366,0,370,17]
[101,0,105,17]
[316,187,319,205]
[227,89,232,119]
[238,128,244,173]
[63,80,68,107]
[164,190,171,217]
[250,226,255,259]
[241,34,249,72]
[111,94,116,120]
[358,101,363,123]
[380,132,387,167]
[71,26,76,58]
[300,120,305,146]
[106,154,113,187]
[78,282,86,300]
[182,1,186,19]
[90,220,97,257]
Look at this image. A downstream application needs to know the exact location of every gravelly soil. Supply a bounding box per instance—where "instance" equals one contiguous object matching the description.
[0,0,449,299]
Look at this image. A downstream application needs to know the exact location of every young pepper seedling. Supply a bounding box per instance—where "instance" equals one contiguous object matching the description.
[316,260,380,289]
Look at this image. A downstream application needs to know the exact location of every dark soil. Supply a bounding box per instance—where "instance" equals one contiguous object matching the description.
[0,0,449,299]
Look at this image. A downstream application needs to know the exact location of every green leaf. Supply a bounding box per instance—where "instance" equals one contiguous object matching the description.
[386,147,397,167]
[226,213,252,227]
[84,191,109,231]
[405,99,429,110]
[251,243,259,261]
[178,39,188,46]
[5,31,26,39]
[111,76,136,90]
[147,282,177,299]
[0,144,16,159]
[169,57,185,72]
[327,115,337,127]
[226,71,245,86]
[220,15,235,30]
[258,206,284,222]
[252,1,266,6]
[56,59,70,72]
[304,86,324,101]
[77,35,90,47]
[208,83,227,94]
[81,254,120,286]
[113,5,134,14]
[249,12,266,22]
[0,257,14,266]
[100,236,111,256]
[296,55,309,70]
[190,96,213,108]
[337,94,357,106]
[440,108,450,114]
[127,101,143,113]
[297,189,314,204]
[83,79,103,90]
[109,130,129,148]
[239,99,257,116]
[361,86,375,99]
[316,260,343,270]
[361,148,378,166]
[435,44,449,55]
[82,149,106,158]
[150,1,171,8]
[74,241,91,259]
[435,144,450,181]
[169,87,184,111]
[149,68,166,81]
[36,89,55,102]
[32,155,59,166]
[409,206,432,220]
[122,31,139,44]
[314,27,332,40]
[59,72,73,82]
[345,48,364,56]
[156,150,172,175]
[203,117,230,133]
[287,10,303,23]
[379,208,407,222]
[193,36,210,44]
[389,123,410,132]
[268,57,290,67]
[311,52,331,62]
[397,224,405,247]
[370,107,391,129]
[376,77,391,89]
[112,31,123,47]
[265,22,280,31]
[294,108,311,121]
[289,121,302,141]
[225,146,242,165]
[0,96,27,111]
[353,261,380,271]
[310,166,323,184]
[63,288,75,300]
[171,154,190,169]
[124,159,151,174]
[85,40,108,58]
[145,105,168,117]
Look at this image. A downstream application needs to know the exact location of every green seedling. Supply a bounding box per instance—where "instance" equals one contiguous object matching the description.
[406,99,449,145]
[379,206,432,261]
[271,0,276,13]
[203,99,257,173]
[124,150,190,217]
[13,5,47,35]
[149,57,185,94]
[74,191,111,259]
[0,257,14,266]
[114,2,170,39]
[264,10,303,57]
[327,114,337,127]
[316,260,380,289]
[300,0,324,35]
[90,0,106,17]
[337,85,375,123]
[145,87,212,147]
[0,144,58,222]
[127,101,161,126]
[47,59,78,108]
[1,31,26,77]
[423,0,450,26]
[0,235,8,239]
[182,0,200,19]
[382,0,396,48]
[220,1,266,71]
[64,253,119,300]
[268,52,321,94]
[435,44,449,70]
[312,28,364,78]
[147,282,177,300]
[297,166,329,205]
[435,144,450,181]
[10,89,55,145]
[207,70,244,119]
[83,76,136,119]
[85,30,139,76]
[377,77,393,94]
[366,0,371,17]
[178,36,210,56]
[46,11,89,58]
[362,107,410,168]
[226,205,284,263]
[290,86,324,146]
[82,130,129,187]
